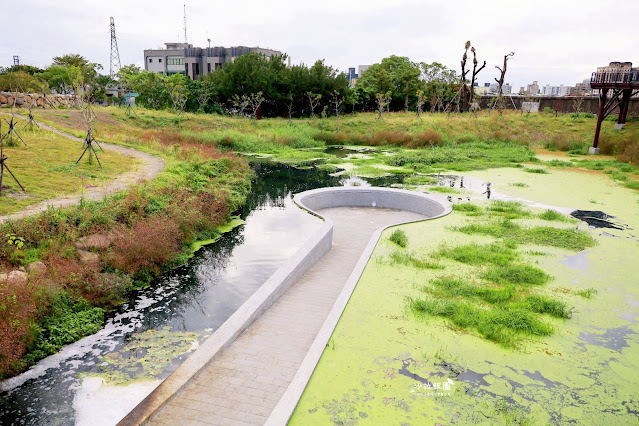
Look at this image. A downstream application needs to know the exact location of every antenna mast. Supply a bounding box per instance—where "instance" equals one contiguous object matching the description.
[109,17,122,78]
[183,4,188,43]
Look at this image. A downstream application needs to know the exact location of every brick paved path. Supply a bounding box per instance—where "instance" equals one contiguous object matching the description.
[148,206,424,425]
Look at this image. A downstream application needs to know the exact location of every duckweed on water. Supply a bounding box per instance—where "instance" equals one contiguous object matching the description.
[388,229,408,248]
[428,186,460,194]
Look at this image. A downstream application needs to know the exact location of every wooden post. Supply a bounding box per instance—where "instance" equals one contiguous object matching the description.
[593,88,608,149]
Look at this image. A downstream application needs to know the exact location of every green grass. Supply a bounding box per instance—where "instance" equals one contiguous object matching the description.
[453,203,483,215]
[482,263,551,286]
[509,182,529,187]
[389,229,408,248]
[439,243,517,266]
[454,219,596,251]
[0,127,138,216]
[524,295,573,318]
[410,297,553,347]
[486,201,532,218]
[426,277,516,304]
[538,209,568,222]
[625,181,639,190]
[524,168,550,174]
[576,288,598,299]
[428,186,459,194]
[389,251,444,269]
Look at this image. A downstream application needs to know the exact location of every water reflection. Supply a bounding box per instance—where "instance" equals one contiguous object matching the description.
[0,161,404,425]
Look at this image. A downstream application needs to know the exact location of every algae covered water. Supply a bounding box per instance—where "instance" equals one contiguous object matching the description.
[0,161,403,425]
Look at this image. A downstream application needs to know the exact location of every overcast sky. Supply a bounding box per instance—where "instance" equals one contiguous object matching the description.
[2,0,637,90]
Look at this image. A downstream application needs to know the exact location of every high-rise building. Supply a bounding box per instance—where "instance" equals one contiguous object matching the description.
[526,81,540,95]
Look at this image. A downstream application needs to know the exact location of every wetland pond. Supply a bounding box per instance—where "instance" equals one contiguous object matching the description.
[0,160,403,426]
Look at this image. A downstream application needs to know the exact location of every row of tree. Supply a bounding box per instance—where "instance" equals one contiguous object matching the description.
[1,42,512,118]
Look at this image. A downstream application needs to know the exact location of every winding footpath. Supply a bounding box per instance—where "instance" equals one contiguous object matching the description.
[0,113,165,223]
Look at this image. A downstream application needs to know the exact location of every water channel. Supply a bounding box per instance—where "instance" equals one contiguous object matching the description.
[0,159,404,425]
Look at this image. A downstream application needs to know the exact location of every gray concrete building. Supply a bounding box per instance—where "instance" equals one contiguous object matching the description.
[144,42,283,80]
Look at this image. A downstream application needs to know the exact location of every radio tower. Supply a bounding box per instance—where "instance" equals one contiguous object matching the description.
[183,4,188,43]
[109,17,121,78]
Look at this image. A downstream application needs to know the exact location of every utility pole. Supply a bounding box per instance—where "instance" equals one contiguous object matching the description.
[109,17,121,78]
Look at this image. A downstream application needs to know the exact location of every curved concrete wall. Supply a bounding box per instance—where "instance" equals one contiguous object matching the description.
[120,187,450,426]
[294,186,449,219]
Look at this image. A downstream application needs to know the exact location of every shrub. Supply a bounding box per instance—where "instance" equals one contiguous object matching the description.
[109,216,183,280]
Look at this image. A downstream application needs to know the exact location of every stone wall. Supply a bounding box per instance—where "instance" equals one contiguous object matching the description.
[479,95,639,118]
[0,92,76,109]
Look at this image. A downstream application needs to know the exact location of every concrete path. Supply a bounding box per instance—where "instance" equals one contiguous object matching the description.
[148,206,425,425]
[0,113,165,222]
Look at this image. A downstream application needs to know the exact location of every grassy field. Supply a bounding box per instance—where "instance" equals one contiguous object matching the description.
[0,126,137,216]
[29,106,639,183]
[292,166,639,425]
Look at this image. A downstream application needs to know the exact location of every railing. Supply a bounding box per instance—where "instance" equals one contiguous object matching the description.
[591,70,639,85]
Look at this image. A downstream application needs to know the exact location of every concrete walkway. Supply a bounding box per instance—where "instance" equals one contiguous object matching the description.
[0,113,165,223]
[148,206,425,425]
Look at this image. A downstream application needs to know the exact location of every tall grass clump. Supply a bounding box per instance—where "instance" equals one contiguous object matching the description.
[389,251,444,269]
[439,243,517,266]
[482,264,550,286]
[389,229,408,248]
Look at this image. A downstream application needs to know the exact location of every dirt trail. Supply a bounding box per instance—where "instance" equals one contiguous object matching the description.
[0,113,166,223]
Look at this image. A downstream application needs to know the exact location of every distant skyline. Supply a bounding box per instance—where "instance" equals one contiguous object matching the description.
[1,0,637,90]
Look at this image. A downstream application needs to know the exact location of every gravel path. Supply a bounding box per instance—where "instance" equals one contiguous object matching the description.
[0,114,166,223]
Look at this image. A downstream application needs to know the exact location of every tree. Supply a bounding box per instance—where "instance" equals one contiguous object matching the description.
[52,53,102,84]
[306,92,321,117]
[493,52,515,115]
[0,71,47,93]
[375,92,391,121]
[165,73,188,115]
[356,56,421,111]
[469,46,486,108]
[415,90,426,119]
[41,65,82,94]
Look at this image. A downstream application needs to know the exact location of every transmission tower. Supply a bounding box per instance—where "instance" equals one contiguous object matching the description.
[183,4,188,43]
[109,17,121,78]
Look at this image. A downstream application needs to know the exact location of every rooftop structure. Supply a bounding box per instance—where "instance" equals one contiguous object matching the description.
[144,42,283,80]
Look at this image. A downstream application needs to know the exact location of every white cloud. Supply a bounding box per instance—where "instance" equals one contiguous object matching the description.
[1,0,637,89]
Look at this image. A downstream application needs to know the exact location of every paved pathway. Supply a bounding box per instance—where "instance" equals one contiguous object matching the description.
[0,113,165,222]
[148,206,425,425]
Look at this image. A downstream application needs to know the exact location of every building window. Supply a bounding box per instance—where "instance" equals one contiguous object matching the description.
[148,58,153,63]
[185,63,189,75]
[207,63,211,73]
[195,63,199,75]
[159,58,162,63]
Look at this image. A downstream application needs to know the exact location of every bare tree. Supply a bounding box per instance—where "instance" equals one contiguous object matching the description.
[331,91,343,118]
[375,92,391,121]
[415,89,426,119]
[572,97,584,119]
[306,92,321,117]
[286,93,295,123]
[196,86,211,112]
[165,81,187,116]
[469,46,486,108]
[493,52,515,116]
